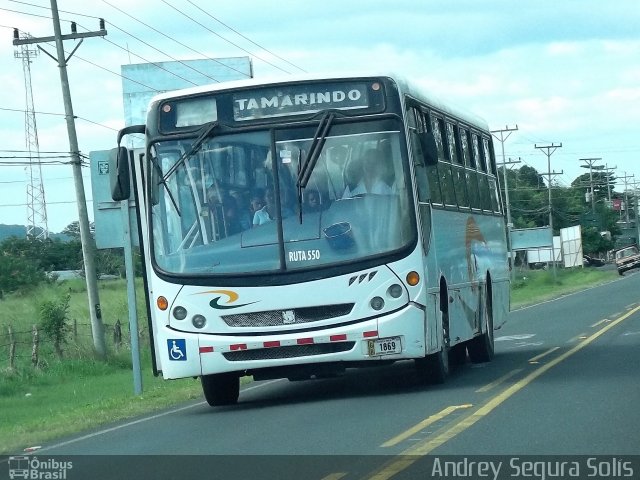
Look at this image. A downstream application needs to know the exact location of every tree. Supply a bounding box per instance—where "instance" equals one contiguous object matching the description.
[0,252,46,297]
[61,221,95,240]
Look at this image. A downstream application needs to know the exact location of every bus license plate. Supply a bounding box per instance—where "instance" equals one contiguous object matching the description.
[368,337,402,356]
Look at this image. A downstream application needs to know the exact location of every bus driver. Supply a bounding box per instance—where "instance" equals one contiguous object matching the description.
[343,148,394,197]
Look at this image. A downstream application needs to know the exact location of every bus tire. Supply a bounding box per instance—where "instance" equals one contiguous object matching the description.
[416,307,450,384]
[468,282,495,364]
[448,343,467,366]
[201,373,240,406]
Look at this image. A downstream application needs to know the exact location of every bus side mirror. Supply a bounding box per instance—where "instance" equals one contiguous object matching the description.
[110,146,131,201]
[419,132,438,166]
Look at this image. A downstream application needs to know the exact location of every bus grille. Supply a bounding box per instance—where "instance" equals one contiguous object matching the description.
[221,304,354,328]
[222,342,355,361]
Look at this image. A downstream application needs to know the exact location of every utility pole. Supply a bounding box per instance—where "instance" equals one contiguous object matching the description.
[630,180,640,246]
[535,143,563,281]
[13,2,108,357]
[603,164,617,205]
[620,172,635,226]
[496,156,521,280]
[579,158,601,214]
[491,125,518,279]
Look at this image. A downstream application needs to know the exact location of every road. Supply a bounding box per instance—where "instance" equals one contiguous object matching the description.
[7,270,640,479]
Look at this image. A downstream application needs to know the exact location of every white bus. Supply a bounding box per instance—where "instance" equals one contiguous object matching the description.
[112,73,510,406]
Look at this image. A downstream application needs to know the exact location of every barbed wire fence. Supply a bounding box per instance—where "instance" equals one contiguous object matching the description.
[0,318,146,374]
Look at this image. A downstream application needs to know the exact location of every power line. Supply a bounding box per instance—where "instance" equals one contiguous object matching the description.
[9,0,97,19]
[8,6,205,88]
[185,0,306,73]
[99,1,240,80]
[159,0,290,75]
[9,0,251,80]
[83,6,223,82]
[0,106,120,131]
[0,5,54,21]
[71,22,200,87]
[0,199,94,207]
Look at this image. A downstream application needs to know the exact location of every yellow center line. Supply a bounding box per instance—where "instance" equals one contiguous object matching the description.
[528,347,560,364]
[568,332,588,342]
[380,404,472,447]
[475,368,523,393]
[321,473,348,480]
[365,304,640,480]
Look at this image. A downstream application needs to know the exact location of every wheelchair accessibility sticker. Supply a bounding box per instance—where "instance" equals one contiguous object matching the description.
[168,339,187,361]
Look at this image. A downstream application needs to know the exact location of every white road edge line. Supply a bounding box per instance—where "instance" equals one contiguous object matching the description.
[26,379,283,454]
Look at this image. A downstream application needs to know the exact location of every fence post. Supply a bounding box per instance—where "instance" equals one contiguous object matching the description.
[73,318,78,342]
[113,319,122,353]
[31,325,39,368]
[8,325,16,371]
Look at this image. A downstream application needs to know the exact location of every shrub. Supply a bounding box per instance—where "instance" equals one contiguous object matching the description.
[39,294,71,359]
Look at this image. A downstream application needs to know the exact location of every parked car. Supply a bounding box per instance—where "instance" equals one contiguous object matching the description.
[614,245,640,276]
[583,254,606,267]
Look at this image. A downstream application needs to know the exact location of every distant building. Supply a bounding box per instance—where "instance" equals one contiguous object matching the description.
[92,56,253,249]
[121,57,253,146]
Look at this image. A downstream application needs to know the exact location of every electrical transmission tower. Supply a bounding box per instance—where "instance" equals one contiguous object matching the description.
[14,31,49,239]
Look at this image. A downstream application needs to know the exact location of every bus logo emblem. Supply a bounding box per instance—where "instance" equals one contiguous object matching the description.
[282,310,296,324]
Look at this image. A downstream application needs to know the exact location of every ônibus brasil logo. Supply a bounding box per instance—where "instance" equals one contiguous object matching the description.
[8,456,72,479]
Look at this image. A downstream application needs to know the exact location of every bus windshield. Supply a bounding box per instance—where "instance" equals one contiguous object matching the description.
[149,117,414,276]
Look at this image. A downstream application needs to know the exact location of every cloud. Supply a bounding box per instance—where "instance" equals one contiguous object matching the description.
[1,0,639,231]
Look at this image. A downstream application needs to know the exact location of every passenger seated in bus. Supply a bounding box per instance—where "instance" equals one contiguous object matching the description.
[342,148,394,197]
[303,189,322,213]
[228,188,252,231]
[252,188,293,226]
[220,194,243,236]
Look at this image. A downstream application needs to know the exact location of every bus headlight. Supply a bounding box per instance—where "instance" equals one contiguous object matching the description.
[172,306,187,320]
[192,314,207,329]
[387,284,403,299]
[370,296,385,311]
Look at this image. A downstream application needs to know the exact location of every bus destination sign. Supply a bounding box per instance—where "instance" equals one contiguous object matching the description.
[233,82,370,121]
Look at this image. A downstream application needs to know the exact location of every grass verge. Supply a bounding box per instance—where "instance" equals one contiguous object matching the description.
[0,267,620,454]
[510,267,619,308]
[0,354,203,454]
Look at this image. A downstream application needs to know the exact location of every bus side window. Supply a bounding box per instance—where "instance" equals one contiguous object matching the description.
[428,115,445,205]
[478,173,492,211]
[488,177,501,213]
[452,126,469,208]
[460,128,471,167]
[475,134,487,172]
[407,107,429,202]
[466,169,481,209]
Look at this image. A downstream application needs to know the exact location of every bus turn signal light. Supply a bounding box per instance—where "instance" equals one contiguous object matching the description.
[157,296,169,311]
[406,271,420,286]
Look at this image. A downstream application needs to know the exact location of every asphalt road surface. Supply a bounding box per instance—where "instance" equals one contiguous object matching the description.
[6,270,639,480]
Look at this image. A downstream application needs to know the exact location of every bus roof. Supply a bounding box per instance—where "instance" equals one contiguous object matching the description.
[149,72,490,131]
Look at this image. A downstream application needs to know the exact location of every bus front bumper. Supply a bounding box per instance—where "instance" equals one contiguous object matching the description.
[157,303,427,380]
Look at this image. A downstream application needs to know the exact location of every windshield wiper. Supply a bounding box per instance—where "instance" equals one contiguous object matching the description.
[151,121,217,217]
[296,111,335,221]
[162,121,218,182]
[150,155,182,216]
[297,111,335,189]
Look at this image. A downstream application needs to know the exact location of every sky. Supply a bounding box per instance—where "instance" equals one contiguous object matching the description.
[0,0,639,233]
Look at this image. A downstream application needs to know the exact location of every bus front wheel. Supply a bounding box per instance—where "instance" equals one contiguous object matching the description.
[416,308,450,384]
[201,373,240,406]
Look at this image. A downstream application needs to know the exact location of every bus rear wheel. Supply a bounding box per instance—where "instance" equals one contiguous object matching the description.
[201,373,240,406]
[468,283,495,363]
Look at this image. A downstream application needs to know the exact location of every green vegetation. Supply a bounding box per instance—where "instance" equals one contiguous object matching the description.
[510,267,618,308]
[0,267,619,454]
